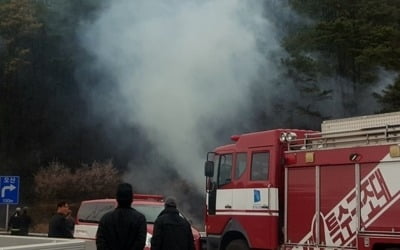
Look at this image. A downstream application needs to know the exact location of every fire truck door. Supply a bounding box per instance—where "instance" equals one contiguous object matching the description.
[230,150,278,249]
[206,153,234,235]
[215,154,234,211]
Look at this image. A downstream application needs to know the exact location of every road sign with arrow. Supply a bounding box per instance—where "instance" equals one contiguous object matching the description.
[0,176,19,204]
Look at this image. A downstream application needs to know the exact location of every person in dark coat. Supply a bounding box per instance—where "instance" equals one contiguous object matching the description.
[48,201,73,238]
[20,207,32,236]
[65,208,75,236]
[150,197,195,250]
[8,207,23,235]
[96,183,147,250]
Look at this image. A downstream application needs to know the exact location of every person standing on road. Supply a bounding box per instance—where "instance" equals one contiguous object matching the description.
[96,183,147,250]
[65,208,75,236]
[48,201,73,238]
[151,197,195,250]
[8,207,23,235]
[20,207,32,236]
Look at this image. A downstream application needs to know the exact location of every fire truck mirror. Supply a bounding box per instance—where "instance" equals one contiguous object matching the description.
[205,161,214,177]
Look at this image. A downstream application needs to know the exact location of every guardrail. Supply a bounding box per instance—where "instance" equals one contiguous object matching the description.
[288,125,400,151]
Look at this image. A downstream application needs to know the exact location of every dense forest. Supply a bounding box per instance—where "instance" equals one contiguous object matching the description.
[0,0,399,228]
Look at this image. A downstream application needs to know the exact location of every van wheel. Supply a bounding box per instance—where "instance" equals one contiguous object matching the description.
[226,239,249,250]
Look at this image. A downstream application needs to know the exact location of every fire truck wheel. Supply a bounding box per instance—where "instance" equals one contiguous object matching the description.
[226,239,249,250]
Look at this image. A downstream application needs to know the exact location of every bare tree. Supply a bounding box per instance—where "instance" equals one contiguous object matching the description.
[34,160,120,202]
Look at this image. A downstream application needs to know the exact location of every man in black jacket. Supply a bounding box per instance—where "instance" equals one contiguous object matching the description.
[48,201,73,238]
[96,183,147,250]
[8,207,22,235]
[151,197,195,250]
[20,207,32,236]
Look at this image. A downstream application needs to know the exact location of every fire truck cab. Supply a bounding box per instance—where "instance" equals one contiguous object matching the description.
[204,112,400,250]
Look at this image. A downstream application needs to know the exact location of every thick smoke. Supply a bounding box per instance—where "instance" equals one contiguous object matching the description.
[79,0,282,191]
[0,36,4,51]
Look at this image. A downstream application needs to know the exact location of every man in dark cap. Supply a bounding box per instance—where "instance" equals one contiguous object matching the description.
[151,196,195,250]
[96,183,147,250]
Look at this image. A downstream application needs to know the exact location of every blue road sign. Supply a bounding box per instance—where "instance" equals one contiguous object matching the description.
[0,176,19,204]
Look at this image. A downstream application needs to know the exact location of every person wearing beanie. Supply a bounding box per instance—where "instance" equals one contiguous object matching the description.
[96,183,147,250]
[151,196,195,250]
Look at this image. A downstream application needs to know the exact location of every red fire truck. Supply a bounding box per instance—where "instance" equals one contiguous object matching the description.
[204,112,400,250]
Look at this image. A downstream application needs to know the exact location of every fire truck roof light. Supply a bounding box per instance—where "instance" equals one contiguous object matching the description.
[280,132,287,142]
[280,132,297,142]
[286,132,297,142]
[231,135,240,141]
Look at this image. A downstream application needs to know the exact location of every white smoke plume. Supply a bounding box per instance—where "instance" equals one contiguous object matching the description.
[79,0,283,190]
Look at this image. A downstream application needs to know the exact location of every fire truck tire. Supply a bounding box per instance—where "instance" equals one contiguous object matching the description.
[226,239,249,250]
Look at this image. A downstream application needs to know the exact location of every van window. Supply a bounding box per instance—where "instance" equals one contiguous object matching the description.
[250,152,270,181]
[77,201,115,223]
[133,205,164,223]
[235,153,247,179]
[77,201,166,224]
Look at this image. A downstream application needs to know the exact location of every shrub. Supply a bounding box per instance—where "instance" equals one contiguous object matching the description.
[34,160,120,202]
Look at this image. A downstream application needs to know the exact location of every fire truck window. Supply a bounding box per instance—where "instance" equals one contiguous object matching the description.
[218,154,232,187]
[250,152,269,181]
[235,153,247,179]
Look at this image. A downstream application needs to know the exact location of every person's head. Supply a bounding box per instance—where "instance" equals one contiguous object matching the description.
[164,196,177,208]
[116,183,133,207]
[22,207,28,214]
[56,201,70,215]
[15,207,21,214]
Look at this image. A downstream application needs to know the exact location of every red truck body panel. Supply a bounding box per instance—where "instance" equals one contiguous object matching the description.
[285,145,400,249]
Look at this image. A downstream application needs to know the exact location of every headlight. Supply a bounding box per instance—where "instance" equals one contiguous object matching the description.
[280,132,297,142]
[279,132,287,142]
[286,132,297,142]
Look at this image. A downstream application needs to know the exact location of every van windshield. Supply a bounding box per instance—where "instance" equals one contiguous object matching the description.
[133,205,164,223]
[77,202,164,223]
[77,202,115,223]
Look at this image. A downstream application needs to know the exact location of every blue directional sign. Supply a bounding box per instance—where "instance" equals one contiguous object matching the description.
[0,176,19,204]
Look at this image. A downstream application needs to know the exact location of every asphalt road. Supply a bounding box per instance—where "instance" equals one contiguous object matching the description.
[1,231,97,249]
[84,239,96,250]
